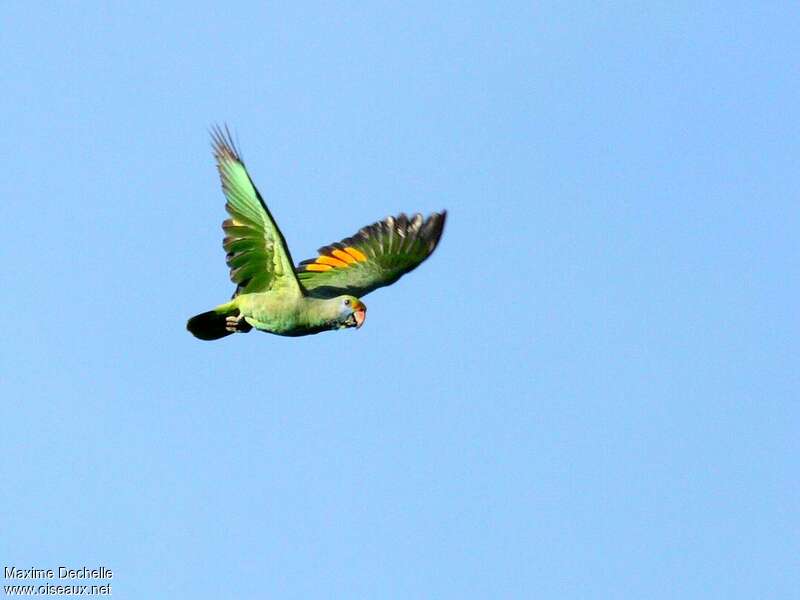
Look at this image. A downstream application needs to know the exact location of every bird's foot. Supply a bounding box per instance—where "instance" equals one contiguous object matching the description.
[225,314,252,333]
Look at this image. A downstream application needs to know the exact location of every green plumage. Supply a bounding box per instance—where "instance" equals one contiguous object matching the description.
[186,126,446,340]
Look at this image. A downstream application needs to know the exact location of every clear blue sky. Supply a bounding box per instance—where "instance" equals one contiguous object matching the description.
[2,3,797,598]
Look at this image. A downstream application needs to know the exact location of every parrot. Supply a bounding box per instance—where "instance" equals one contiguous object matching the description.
[186,127,447,340]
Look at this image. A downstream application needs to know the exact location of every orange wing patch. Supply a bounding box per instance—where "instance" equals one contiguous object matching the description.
[344,246,367,262]
[300,245,368,273]
[305,263,333,272]
[332,249,357,264]
[316,255,349,268]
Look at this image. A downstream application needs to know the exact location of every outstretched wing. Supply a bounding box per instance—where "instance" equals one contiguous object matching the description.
[296,212,446,299]
[211,126,301,296]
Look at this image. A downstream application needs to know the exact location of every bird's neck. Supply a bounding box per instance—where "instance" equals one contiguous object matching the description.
[301,297,343,329]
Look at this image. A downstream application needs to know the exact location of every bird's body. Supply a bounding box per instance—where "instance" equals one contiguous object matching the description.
[232,292,357,337]
[187,127,446,341]
[189,281,366,340]
[235,290,308,335]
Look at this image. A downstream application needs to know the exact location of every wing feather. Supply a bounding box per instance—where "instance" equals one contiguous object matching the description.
[296,211,447,299]
[211,126,301,296]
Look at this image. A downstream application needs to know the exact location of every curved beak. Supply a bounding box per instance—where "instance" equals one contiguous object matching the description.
[353,302,366,329]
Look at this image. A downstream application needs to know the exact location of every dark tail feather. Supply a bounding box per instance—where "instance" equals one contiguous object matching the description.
[187,310,234,341]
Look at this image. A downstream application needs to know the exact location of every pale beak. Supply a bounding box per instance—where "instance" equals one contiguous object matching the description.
[354,307,366,329]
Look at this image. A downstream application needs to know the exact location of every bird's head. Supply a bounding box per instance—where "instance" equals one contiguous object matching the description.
[337,296,367,329]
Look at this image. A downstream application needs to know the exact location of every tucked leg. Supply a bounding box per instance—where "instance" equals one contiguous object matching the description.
[225,313,253,333]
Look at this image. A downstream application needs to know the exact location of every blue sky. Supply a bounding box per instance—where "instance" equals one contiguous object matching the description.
[2,2,797,598]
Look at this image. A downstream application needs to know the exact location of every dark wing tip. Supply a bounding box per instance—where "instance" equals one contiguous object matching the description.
[344,210,447,250]
[422,210,447,252]
[210,123,242,163]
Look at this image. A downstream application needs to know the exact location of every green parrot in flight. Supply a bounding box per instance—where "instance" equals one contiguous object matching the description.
[187,127,447,340]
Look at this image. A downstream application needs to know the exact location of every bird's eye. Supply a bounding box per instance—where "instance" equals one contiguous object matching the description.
[344,299,351,306]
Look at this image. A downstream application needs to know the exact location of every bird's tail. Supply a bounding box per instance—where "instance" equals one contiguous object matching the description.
[186,301,238,341]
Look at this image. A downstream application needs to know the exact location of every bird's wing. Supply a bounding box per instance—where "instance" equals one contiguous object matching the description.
[211,126,301,296]
[296,212,446,298]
